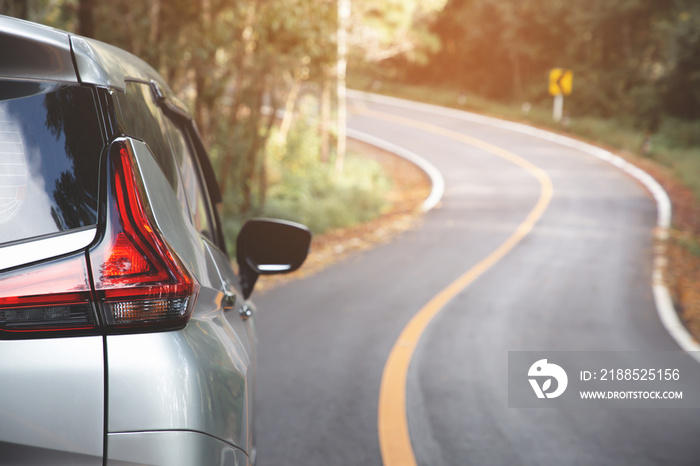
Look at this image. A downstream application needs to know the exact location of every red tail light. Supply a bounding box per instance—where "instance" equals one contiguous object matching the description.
[0,141,197,338]
[0,255,96,335]
[89,142,198,330]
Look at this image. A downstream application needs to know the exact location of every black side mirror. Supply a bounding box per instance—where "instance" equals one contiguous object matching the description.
[236,218,312,299]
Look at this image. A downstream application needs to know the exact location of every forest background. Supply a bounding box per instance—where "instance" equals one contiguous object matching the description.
[2,0,698,253]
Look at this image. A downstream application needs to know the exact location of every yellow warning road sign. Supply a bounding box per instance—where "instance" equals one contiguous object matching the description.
[549,69,573,96]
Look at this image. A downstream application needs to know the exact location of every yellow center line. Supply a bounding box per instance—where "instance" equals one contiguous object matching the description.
[360,108,554,466]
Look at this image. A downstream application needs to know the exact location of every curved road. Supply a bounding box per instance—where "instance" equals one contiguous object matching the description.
[252,94,700,465]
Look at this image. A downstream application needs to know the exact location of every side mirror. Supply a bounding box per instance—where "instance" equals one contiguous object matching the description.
[236,218,312,299]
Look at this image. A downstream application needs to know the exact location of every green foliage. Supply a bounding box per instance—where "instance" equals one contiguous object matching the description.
[258,103,391,235]
[662,3,700,119]
[1,0,77,30]
[676,234,700,258]
[218,102,391,251]
[17,0,397,254]
[366,0,700,207]
[21,0,344,218]
[649,121,700,200]
[349,0,447,64]
[656,117,700,149]
[419,0,700,124]
[262,154,391,235]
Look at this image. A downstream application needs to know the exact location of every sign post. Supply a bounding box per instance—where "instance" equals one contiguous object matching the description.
[549,68,573,122]
[553,93,564,122]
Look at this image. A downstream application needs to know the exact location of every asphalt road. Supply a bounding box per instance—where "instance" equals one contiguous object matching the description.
[252,94,700,465]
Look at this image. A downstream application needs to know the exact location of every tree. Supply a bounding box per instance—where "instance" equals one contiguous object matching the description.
[662,2,700,119]
[87,0,337,213]
[424,0,699,125]
[349,0,447,64]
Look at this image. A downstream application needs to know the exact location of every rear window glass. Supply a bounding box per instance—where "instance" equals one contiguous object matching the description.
[0,81,103,246]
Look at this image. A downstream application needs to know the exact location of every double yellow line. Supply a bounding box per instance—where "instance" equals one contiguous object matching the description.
[358,108,554,466]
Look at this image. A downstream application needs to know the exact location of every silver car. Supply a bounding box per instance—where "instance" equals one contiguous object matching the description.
[0,15,310,465]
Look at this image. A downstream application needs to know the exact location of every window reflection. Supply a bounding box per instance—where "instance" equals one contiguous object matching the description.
[0,81,103,246]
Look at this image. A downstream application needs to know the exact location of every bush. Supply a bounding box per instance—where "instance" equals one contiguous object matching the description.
[262,120,391,234]
[656,117,700,149]
[263,155,390,234]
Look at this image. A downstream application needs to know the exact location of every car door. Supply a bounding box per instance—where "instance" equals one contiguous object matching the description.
[160,109,258,458]
[103,83,254,464]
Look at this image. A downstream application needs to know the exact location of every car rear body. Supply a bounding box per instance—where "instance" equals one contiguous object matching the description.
[0,15,309,466]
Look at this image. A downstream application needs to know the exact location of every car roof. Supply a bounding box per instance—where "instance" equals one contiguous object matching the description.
[0,14,171,94]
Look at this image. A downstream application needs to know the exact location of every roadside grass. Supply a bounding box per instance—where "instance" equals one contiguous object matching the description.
[676,234,700,258]
[261,150,392,235]
[649,119,700,200]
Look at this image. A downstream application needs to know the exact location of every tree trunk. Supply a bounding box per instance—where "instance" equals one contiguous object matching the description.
[78,0,95,38]
[5,0,29,20]
[149,0,161,70]
[278,72,302,144]
[193,0,214,147]
[320,75,332,164]
[241,87,266,214]
[258,82,277,210]
[335,0,350,176]
[508,49,523,101]
[194,65,211,146]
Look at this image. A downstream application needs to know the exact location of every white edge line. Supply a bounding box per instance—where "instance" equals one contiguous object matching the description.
[348,90,700,360]
[346,128,444,213]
